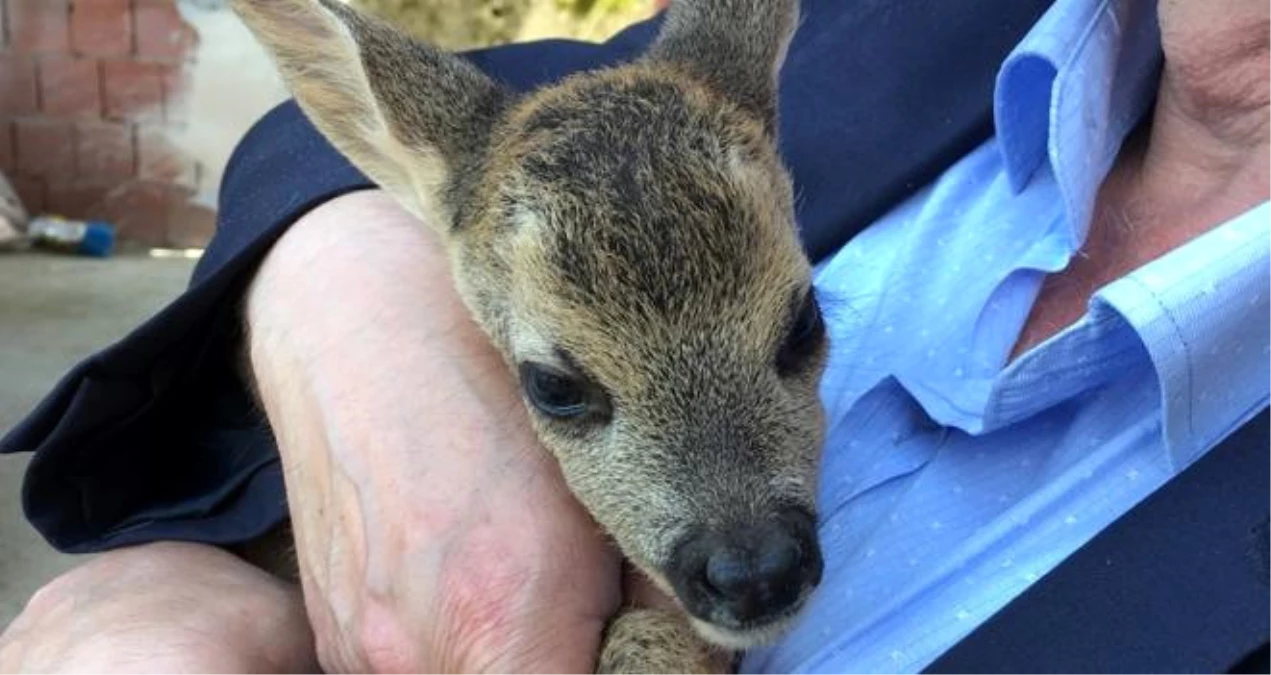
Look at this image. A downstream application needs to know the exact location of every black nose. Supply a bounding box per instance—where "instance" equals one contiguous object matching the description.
[668,509,823,626]
[705,532,803,600]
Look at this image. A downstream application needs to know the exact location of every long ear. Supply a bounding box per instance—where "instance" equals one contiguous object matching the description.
[644,0,799,134]
[231,0,508,230]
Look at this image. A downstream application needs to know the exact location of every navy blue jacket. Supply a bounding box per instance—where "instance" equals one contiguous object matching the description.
[3,0,1056,553]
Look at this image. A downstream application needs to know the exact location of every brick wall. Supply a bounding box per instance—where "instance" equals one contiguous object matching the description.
[0,0,213,248]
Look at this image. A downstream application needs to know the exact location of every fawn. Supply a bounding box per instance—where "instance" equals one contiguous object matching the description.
[233,0,828,670]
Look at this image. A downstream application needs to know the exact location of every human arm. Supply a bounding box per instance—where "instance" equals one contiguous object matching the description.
[243,189,622,672]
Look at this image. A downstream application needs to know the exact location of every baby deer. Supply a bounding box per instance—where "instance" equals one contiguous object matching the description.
[233,0,828,670]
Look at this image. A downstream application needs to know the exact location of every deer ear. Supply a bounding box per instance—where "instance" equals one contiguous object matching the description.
[232,0,508,229]
[644,0,799,134]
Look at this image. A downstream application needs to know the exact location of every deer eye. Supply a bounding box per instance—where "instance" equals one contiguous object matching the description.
[777,291,825,374]
[520,362,591,418]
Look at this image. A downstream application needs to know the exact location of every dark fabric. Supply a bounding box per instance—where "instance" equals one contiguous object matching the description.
[1,0,1057,552]
[925,409,1271,675]
[8,103,375,550]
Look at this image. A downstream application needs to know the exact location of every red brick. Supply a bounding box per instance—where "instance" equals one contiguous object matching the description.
[134,0,195,60]
[15,119,75,177]
[11,176,45,215]
[102,60,164,121]
[136,125,194,186]
[9,0,71,55]
[46,178,111,219]
[70,0,132,57]
[76,121,133,178]
[38,57,102,117]
[98,180,168,243]
[159,63,190,124]
[0,56,39,116]
[0,122,13,172]
[166,194,215,248]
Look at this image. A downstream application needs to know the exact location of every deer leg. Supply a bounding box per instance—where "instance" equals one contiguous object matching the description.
[597,607,733,674]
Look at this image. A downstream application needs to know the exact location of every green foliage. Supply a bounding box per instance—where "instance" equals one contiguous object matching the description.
[349,0,651,49]
[554,0,641,18]
[348,0,531,50]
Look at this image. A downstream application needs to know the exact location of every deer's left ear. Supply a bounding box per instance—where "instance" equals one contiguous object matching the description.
[232,0,509,230]
[644,0,799,134]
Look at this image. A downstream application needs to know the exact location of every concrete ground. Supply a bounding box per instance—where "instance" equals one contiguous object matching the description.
[0,252,198,632]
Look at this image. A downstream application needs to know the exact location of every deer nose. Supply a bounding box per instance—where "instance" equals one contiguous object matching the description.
[668,508,823,626]
[704,534,803,601]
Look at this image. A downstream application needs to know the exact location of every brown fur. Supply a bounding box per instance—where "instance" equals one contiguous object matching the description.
[232,0,826,670]
[599,609,733,674]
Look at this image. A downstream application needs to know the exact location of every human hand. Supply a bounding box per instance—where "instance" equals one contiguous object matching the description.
[0,543,316,674]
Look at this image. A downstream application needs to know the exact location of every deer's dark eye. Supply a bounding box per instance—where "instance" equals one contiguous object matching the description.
[520,362,590,418]
[777,291,825,374]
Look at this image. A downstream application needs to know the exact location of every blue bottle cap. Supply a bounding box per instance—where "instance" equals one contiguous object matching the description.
[77,222,116,258]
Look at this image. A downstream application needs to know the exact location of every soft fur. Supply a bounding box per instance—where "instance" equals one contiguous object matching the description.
[232,0,827,671]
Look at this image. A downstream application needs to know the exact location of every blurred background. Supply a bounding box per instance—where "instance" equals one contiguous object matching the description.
[0,0,657,631]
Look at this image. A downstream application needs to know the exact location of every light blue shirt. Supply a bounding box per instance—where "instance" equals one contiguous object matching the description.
[744,0,1271,672]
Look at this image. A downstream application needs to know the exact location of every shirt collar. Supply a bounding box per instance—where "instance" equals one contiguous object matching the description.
[991,0,1269,467]
[983,203,1271,468]
[1096,203,1271,469]
[892,0,1166,432]
[994,0,1162,248]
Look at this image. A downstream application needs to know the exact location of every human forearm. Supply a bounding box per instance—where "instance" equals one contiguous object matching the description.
[244,189,620,672]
